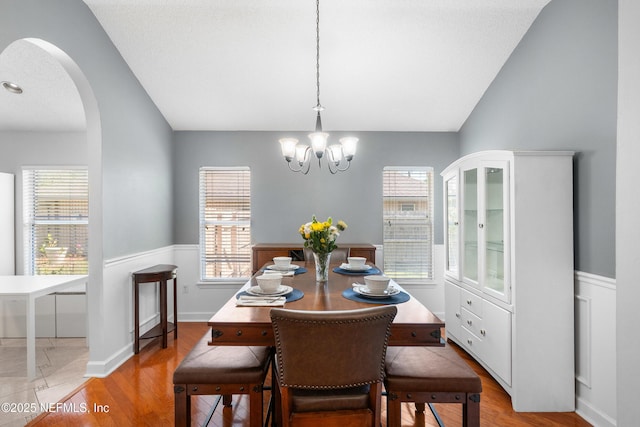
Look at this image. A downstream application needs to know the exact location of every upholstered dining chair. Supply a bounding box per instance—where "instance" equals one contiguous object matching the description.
[303,247,350,263]
[270,305,397,427]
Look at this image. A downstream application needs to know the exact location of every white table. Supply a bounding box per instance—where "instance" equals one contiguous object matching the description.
[0,275,88,380]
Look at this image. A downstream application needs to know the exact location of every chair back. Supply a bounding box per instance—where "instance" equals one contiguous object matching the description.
[270,306,397,389]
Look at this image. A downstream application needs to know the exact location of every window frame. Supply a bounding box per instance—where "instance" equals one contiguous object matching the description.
[199,166,252,283]
[382,166,434,284]
[22,166,89,276]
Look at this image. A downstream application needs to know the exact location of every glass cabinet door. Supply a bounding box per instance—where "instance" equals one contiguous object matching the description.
[481,161,509,302]
[444,173,459,278]
[462,168,478,286]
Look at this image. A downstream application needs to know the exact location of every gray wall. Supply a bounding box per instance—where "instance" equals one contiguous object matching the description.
[459,0,617,278]
[173,131,459,246]
[1,0,174,259]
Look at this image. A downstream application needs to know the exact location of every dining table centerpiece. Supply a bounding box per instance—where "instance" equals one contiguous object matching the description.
[299,215,347,282]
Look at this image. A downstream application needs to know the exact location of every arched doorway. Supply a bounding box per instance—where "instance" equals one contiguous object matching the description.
[0,38,103,383]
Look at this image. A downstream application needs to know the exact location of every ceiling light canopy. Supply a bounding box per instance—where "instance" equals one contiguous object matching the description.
[279,0,358,175]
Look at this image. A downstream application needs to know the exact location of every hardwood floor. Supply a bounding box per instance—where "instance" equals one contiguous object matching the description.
[27,322,591,426]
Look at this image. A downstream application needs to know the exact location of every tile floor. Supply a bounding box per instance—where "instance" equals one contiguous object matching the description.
[0,337,88,427]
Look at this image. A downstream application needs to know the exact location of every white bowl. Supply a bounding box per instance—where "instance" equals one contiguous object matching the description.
[364,275,391,293]
[347,257,366,268]
[256,274,282,293]
[273,256,292,269]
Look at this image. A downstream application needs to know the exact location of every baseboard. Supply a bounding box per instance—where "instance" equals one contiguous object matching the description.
[576,396,617,427]
[177,312,216,322]
[84,343,132,378]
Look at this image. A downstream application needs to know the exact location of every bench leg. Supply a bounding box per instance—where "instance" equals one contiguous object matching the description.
[249,385,264,427]
[174,385,189,427]
[463,393,481,427]
[386,394,402,427]
[223,394,232,407]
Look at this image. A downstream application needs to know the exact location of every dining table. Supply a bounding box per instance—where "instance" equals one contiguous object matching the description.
[207,261,444,347]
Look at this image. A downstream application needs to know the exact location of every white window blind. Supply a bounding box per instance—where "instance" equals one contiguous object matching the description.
[199,167,251,281]
[383,167,434,282]
[23,168,89,275]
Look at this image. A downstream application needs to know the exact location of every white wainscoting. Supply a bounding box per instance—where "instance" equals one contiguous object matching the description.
[86,245,175,378]
[574,271,617,427]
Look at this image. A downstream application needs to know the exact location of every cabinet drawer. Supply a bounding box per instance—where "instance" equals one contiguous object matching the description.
[460,288,483,317]
[459,327,482,357]
[460,307,482,338]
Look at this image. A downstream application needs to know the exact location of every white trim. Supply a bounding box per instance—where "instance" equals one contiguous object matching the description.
[575,270,616,290]
[574,270,617,427]
[576,396,617,427]
[197,281,247,289]
[178,312,219,322]
[103,245,174,268]
[22,165,88,170]
[85,343,132,378]
[575,295,592,388]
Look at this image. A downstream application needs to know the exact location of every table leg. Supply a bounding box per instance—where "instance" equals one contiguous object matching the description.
[173,276,178,339]
[134,280,140,354]
[26,296,36,380]
[160,280,167,348]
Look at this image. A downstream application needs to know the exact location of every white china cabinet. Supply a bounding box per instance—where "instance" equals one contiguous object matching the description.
[442,150,575,412]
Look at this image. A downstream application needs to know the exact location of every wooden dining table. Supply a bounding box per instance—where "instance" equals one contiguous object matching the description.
[207,261,444,347]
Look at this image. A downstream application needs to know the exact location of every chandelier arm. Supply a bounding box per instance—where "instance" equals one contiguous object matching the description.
[327,160,338,174]
[286,160,304,173]
[333,159,352,172]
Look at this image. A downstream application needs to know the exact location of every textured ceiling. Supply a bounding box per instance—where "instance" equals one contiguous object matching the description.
[0,0,551,132]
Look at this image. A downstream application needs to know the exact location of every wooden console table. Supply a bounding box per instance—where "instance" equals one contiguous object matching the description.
[132,264,178,354]
[251,243,376,274]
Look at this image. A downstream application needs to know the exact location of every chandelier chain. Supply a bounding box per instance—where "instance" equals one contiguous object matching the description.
[315,0,322,111]
[278,0,357,174]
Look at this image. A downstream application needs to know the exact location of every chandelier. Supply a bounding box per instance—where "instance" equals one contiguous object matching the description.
[279,0,358,175]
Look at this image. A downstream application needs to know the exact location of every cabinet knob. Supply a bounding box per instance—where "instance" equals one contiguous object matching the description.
[480,329,486,336]
[455,313,460,318]
[454,222,459,226]
[467,320,473,326]
[466,299,472,305]
[467,339,473,345]
[478,223,484,229]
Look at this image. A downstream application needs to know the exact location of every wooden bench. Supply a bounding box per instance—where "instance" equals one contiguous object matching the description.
[173,332,272,427]
[384,345,482,427]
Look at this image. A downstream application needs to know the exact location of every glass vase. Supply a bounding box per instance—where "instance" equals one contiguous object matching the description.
[313,251,331,282]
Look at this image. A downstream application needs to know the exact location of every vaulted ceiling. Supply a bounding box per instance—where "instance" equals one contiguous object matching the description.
[0,0,551,132]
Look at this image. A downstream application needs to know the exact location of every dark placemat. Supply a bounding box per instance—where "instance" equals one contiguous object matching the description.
[333,266,381,276]
[342,288,410,305]
[237,288,304,303]
[261,266,308,275]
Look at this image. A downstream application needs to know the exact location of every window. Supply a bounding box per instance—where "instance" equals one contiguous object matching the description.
[383,167,434,282]
[23,168,89,275]
[199,167,251,281]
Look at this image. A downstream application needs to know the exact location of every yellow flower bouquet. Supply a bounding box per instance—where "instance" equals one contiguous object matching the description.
[299,215,347,255]
[299,215,347,282]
